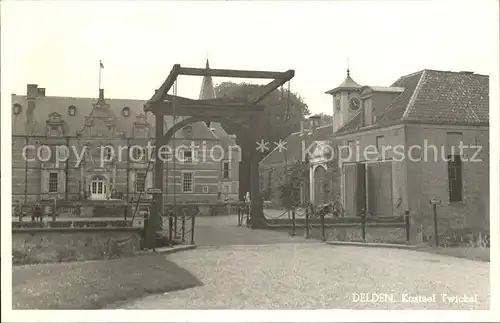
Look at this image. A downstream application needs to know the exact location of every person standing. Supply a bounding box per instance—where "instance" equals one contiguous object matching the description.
[14,200,23,222]
[32,203,43,223]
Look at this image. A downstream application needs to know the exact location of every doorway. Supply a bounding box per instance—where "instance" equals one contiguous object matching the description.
[89,175,107,200]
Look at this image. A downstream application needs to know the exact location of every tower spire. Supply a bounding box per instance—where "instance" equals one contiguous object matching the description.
[346,57,350,76]
[200,58,215,128]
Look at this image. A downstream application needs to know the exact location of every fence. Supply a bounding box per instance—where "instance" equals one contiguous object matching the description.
[262,205,411,244]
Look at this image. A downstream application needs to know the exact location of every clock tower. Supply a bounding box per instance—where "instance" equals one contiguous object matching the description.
[325,68,362,133]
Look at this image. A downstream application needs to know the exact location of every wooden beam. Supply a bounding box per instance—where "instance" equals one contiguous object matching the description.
[151,101,265,116]
[145,64,180,107]
[164,94,247,106]
[250,70,295,104]
[178,67,288,79]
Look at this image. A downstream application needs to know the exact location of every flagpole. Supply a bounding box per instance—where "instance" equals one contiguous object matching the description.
[99,60,102,90]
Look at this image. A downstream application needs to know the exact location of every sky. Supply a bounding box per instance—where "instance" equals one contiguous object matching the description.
[2,0,499,116]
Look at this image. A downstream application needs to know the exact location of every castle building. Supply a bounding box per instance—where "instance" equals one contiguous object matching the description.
[11,60,239,210]
[260,69,489,242]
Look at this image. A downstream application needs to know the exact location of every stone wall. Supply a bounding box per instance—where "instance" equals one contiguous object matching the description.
[405,124,490,242]
[12,227,142,265]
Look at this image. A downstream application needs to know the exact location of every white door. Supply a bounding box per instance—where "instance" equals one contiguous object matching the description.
[90,177,107,200]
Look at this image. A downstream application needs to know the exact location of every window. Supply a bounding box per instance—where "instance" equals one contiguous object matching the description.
[448,155,463,202]
[105,147,112,160]
[203,186,209,193]
[132,147,144,161]
[49,126,59,137]
[122,107,130,117]
[182,172,193,193]
[376,136,385,153]
[136,172,146,192]
[13,103,22,115]
[182,125,193,139]
[223,161,230,180]
[48,172,58,193]
[68,105,76,116]
[182,150,192,164]
[344,140,354,159]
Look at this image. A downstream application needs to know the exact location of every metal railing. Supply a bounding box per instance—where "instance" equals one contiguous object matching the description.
[264,203,411,244]
[165,205,197,245]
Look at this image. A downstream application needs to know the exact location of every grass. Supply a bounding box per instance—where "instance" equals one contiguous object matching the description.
[12,254,202,309]
[415,246,490,262]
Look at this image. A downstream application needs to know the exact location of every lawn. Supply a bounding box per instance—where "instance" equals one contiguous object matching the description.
[12,254,202,309]
[416,246,490,262]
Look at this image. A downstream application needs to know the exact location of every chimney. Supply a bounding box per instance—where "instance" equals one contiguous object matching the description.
[99,89,105,100]
[26,84,38,134]
[27,84,38,99]
[38,88,46,97]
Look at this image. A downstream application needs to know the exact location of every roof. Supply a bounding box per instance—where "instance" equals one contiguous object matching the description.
[336,69,489,134]
[325,70,362,95]
[11,92,218,140]
[198,59,236,147]
[361,86,405,93]
[11,60,237,142]
[199,59,216,100]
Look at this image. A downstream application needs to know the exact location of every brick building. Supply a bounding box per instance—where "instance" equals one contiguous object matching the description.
[11,60,240,211]
[261,69,489,242]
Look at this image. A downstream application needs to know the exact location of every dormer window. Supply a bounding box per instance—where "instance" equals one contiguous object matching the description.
[183,125,193,139]
[68,105,76,116]
[13,103,22,115]
[49,125,60,137]
[122,107,130,117]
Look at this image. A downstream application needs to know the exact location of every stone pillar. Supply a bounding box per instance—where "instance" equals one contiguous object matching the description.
[309,165,315,203]
[147,110,164,249]
[238,145,251,202]
[246,141,265,228]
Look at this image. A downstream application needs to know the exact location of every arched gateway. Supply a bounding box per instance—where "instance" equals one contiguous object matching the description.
[143,63,294,239]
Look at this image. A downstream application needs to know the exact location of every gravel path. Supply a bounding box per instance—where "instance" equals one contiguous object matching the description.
[116,243,489,310]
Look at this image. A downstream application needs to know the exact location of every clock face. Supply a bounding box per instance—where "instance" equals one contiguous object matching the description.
[349,97,360,111]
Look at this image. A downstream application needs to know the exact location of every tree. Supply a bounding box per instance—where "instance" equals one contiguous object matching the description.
[277,158,310,209]
[317,113,333,126]
[215,82,310,151]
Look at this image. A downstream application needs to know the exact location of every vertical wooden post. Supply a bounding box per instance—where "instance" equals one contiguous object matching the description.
[305,204,310,239]
[321,209,326,241]
[181,212,186,243]
[361,209,366,242]
[190,214,196,244]
[24,137,29,204]
[126,137,130,202]
[168,210,174,246]
[174,210,178,234]
[250,150,264,228]
[405,210,410,244]
[237,205,241,226]
[433,203,439,247]
[246,203,250,227]
[65,136,70,201]
[291,207,296,236]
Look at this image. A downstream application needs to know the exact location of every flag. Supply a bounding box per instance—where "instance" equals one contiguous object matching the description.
[100,61,104,69]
